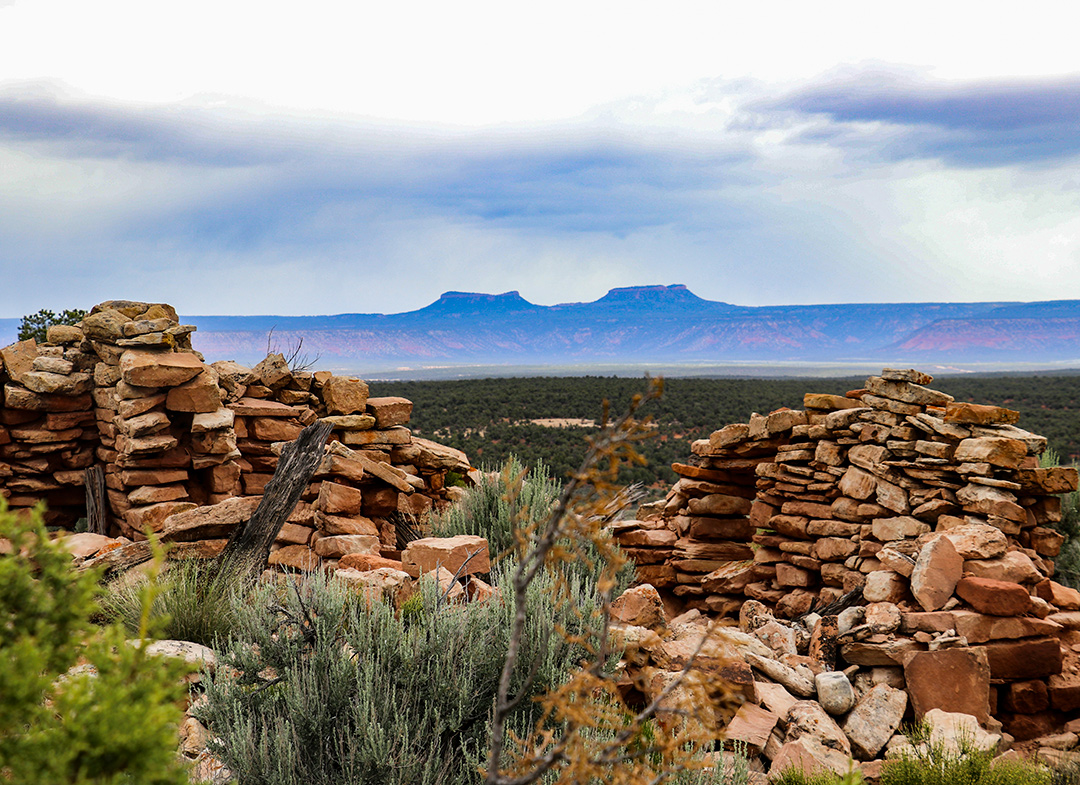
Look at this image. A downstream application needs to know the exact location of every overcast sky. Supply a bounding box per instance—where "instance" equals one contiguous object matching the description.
[1,0,1079,317]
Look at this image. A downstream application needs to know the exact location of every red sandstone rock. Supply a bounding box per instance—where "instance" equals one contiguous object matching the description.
[166,370,222,413]
[945,402,1020,425]
[269,544,319,571]
[953,437,1027,469]
[315,481,365,516]
[956,576,1031,616]
[611,584,667,629]
[401,535,490,579]
[338,552,402,571]
[323,377,369,415]
[365,396,413,428]
[903,648,991,724]
[119,350,203,388]
[982,638,1063,680]
[313,534,380,559]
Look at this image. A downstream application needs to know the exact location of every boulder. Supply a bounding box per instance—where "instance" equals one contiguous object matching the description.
[401,535,490,579]
[902,648,991,725]
[815,671,856,716]
[842,683,907,760]
[611,584,666,629]
[120,350,203,388]
[910,536,963,612]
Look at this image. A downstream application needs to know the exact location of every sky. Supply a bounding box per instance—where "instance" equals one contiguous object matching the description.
[1,0,1079,317]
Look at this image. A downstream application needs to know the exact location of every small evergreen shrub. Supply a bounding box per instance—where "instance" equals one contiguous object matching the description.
[0,502,193,784]
[880,729,1051,785]
[17,307,87,343]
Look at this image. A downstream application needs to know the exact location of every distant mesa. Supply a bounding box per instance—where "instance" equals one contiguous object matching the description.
[133,285,1080,371]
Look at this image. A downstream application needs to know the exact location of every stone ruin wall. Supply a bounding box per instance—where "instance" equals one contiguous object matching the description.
[0,300,472,568]
[612,368,1080,741]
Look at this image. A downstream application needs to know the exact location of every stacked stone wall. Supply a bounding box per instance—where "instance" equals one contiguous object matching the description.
[0,300,471,568]
[613,368,1080,741]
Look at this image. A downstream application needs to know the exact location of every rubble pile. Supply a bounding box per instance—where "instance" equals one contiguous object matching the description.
[613,369,1080,748]
[0,300,473,567]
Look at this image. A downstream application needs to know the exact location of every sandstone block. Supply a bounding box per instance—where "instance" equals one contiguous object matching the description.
[838,466,876,500]
[314,511,380,536]
[902,648,990,724]
[251,352,293,389]
[953,437,1027,469]
[785,700,851,755]
[315,481,365,516]
[724,702,779,749]
[964,551,1042,584]
[955,576,1031,616]
[126,501,198,533]
[323,376,369,415]
[166,369,222,413]
[392,437,471,472]
[687,493,752,516]
[338,552,403,571]
[159,496,260,541]
[402,535,490,578]
[313,534,380,559]
[268,544,319,571]
[251,416,303,442]
[938,523,1007,560]
[335,566,414,607]
[865,376,953,406]
[365,396,413,428]
[611,584,666,629]
[842,683,907,759]
[910,535,963,612]
[945,401,1020,425]
[863,570,908,604]
[872,516,929,541]
[120,350,203,388]
[769,737,853,779]
[981,637,1063,680]
[191,407,235,432]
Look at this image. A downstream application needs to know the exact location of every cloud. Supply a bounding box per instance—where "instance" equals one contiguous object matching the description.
[765,67,1080,166]
[0,72,1078,320]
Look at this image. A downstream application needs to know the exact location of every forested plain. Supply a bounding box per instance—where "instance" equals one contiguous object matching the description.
[369,375,1080,489]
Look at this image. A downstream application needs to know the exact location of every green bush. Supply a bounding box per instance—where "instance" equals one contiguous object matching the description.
[0,502,193,784]
[880,730,1050,785]
[431,455,561,560]
[198,561,608,785]
[99,558,241,647]
[17,307,87,343]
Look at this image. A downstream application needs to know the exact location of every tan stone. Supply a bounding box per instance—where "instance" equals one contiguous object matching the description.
[842,683,908,759]
[320,414,376,430]
[401,535,490,578]
[687,493,752,516]
[910,535,963,612]
[191,407,234,432]
[863,571,908,604]
[964,551,1043,584]
[611,584,666,629]
[166,369,222,413]
[902,648,990,724]
[120,468,188,486]
[315,481,365,516]
[117,410,170,437]
[709,423,750,449]
[269,544,320,571]
[769,737,853,778]
[872,516,930,541]
[341,427,411,446]
[1037,580,1080,610]
[22,370,92,395]
[725,702,779,749]
[865,376,953,406]
[116,393,167,420]
[251,416,303,442]
[119,350,203,387]
[365,396,413,428]
[938,523,1007,559]
[322,376,369,415]
[81,308,130,340]
[116,432,178,456]
[1015,467,1079,494]
[313,534,380,559]
[956,483,1025,523]
[125,501,198,534]
[785,700,851,755]
[338,552,402,571]
[159,496,260,541]
[392,437,471,472]
[252,353,293,389]
[335,566,414,607]
[945,401,1020,426]
[127,484,189,505]
[57,532,117,559]
[953,437,1027,469]
[951,610,1061,643]
[314,511,380,536]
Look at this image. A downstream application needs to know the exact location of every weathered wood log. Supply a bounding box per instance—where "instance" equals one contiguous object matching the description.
[215,420,333,584]
[78,540,154,578]
[84,465,107,536]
